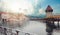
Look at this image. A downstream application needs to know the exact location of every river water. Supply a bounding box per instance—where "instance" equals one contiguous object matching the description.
[18,20,60,35]
[0,20,60,35]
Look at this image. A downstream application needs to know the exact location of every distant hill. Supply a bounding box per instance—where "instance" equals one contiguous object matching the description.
[27,14,46,19]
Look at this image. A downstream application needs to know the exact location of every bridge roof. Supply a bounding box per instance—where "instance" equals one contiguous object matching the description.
[43,15,60,21]
[46,15,60,18]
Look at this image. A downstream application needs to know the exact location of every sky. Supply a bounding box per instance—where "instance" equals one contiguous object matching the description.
[0,0,60,16]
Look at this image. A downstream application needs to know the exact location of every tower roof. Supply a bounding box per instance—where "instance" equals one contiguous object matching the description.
[45,5,53,12]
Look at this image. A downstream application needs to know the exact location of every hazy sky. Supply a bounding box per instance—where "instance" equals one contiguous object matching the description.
[0,0,60,16]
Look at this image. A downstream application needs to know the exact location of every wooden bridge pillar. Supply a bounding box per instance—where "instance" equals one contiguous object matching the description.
[57,20,60,29]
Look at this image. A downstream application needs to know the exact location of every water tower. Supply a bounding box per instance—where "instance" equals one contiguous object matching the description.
[45,5,53,18]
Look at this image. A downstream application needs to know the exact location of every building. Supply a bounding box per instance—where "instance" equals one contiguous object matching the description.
[45,5,53,18]
[0,12,29,27]
[45,5,60,18]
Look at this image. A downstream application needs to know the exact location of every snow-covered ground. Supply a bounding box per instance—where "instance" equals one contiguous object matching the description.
[0,20,60,35]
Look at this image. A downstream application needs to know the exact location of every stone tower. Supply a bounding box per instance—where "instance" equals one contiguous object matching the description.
[45,5,53,17]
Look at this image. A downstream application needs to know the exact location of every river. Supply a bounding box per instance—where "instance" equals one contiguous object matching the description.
[0,20,60,35]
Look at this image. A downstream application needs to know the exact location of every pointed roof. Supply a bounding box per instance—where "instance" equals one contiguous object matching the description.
[45,5,53,12]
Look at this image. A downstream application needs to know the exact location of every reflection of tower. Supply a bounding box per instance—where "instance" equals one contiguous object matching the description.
[45,5,53,17]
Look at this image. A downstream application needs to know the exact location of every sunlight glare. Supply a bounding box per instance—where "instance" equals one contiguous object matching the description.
[2,0,34,15]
